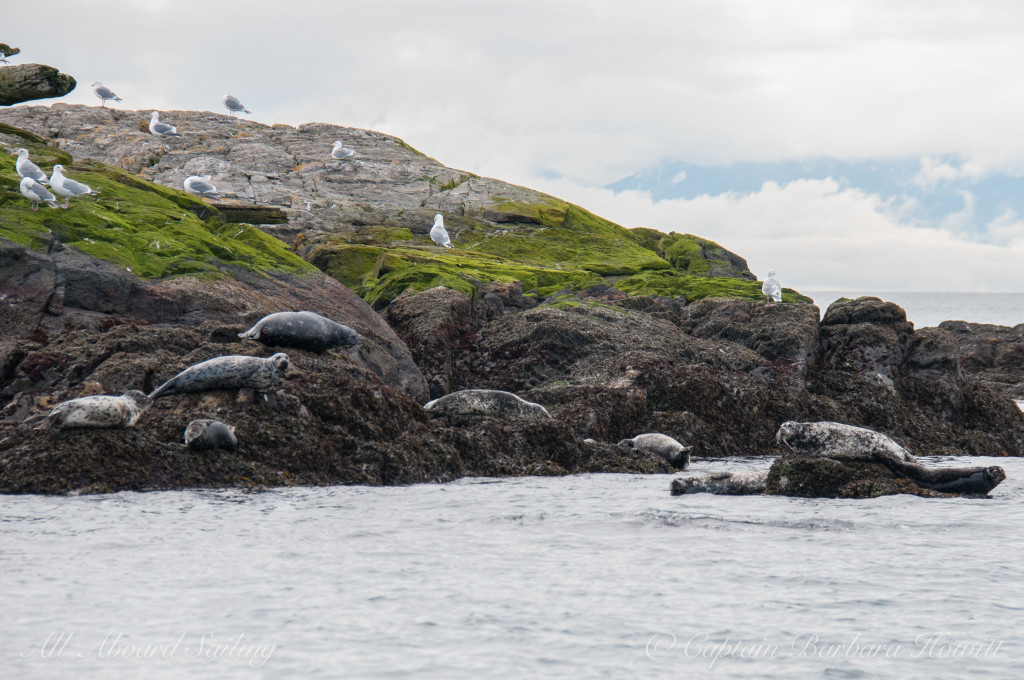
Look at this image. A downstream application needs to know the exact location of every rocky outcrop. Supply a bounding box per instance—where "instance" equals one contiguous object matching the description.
[939,320,1024,400]
[385,290,1024,458]
[0,64,76,106]
[0,106,799,308]
[0,323,671,493]
[764,454,1005,499]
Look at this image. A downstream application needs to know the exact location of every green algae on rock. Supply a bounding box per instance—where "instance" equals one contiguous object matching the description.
[614,269,812,304]
[0,140,315,279]
[0,63,76,106]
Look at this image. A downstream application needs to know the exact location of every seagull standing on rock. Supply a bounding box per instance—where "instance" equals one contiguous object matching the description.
[183,175,221,199]
[430,213,453,248]
[50,165,99,209]
[331,141,355,160]
[91,82,122,106]
[149,111,180,137]
[19,177,60,210]
[762,269,782,303]
[11,148,48,184]
[222,94,251,116]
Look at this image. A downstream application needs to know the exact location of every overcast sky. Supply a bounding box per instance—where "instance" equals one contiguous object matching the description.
[8,0,1024,292]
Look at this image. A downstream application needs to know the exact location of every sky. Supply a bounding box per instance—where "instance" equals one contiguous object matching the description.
[7,0,1024,291]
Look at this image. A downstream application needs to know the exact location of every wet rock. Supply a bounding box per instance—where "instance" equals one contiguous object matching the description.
[676,298,820,374]
[384,286,474,399]
[0,323,662,493]
[766,454,953,498]
[939,320,1024,400]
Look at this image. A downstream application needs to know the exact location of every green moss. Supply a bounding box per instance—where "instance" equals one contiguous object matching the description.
[628,227,666,253]
[0,134,315,279]
[366,226,414,242]
[308,243,383,288]
[465,199,671,276]
[615,270,812,303]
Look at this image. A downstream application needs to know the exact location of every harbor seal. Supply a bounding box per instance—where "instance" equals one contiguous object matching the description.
[775,420,917,462]
[238,311,362,353]
[670,471,768,495]
[618,433,691,470]
[423,389,551,421]
[149,353,289,399]
[775,421,1006,494]
[184,419,237,451]
[34,391,151,430]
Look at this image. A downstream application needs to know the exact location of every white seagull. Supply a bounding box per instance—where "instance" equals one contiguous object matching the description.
[91,82,122,106]
[762,270,782,303]
[430,213,452,248]
[183,175,221,199]
[149,111,180,137]
[222,94,251,116]
[50,165,99,209]
[11,148,48,184]
[331,140,356,160]
[20,177,60,210]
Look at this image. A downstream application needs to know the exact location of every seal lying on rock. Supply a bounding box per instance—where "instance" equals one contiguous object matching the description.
[423,389,551,421]
[35,391,151,430]
[149,353,290,399]
[671,471,768,495]
[184,419,237,451]
[775,421,1006,494]
[776,420,917,462]
[238,311,362,353]
[618,433,691,469]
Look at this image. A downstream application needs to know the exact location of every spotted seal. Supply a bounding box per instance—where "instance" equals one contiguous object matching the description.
[423,389,551,421]
[34,391,151,430]
[149,353,289,399]
[618,433,692,470]
[775,421,1006,494]
[184,419,238,451]
[670,471,768,495]
[238,311,362,353]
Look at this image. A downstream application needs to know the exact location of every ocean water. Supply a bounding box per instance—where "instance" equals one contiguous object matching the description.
[3,457,1023,679]
[805,291,1024,329]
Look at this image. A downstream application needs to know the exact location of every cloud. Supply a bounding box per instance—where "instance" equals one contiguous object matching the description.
[527,175,1024,292]
[10,0,1024,291]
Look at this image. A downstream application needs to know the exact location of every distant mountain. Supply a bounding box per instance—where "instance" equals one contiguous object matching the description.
[606,157,1024,232]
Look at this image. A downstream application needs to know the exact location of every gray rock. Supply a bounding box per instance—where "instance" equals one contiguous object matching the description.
[0,63,76,106]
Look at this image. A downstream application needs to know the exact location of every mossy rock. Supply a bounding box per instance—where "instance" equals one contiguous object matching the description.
[464,198,671,276]
[614,270,811,303]
[0,131,315,279]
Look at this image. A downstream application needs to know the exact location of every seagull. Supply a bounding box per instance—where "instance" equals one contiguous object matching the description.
[183,175,221,199]
[223,94,251,116]
[0,54,10,64]
[11,148,48,184]
[91,82,122,107]
[50,165,99,209]
[430,213,453,248]
[762,269,782,303]
[19,177,60,210]
[331,141,356,160]
[149,111,180,137]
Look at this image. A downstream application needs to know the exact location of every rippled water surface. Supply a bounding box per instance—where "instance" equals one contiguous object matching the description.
[4,457,1024,679]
